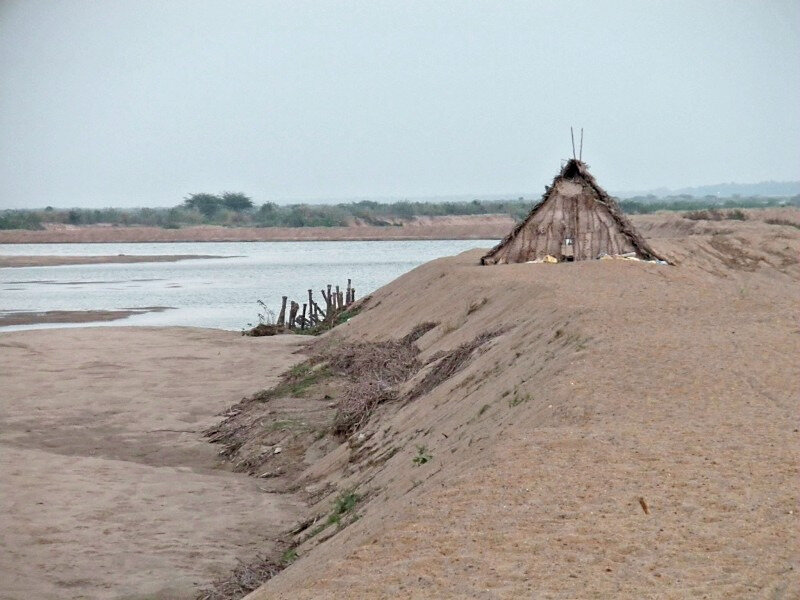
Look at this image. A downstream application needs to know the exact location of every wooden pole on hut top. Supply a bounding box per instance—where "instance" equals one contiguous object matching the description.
[570,127,576,160]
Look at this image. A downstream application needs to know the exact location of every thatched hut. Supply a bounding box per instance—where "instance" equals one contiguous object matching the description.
[481,159,664,264]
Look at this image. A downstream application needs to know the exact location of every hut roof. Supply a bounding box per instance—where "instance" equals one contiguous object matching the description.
[481,159,665,265]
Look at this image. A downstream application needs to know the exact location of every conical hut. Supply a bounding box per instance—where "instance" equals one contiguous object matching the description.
[481,159,664,264]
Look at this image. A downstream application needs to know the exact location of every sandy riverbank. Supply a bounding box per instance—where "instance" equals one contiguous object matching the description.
[0,255,228,268]
[0,210,797,245]
[0,327,307,600]
[0,215,514,243]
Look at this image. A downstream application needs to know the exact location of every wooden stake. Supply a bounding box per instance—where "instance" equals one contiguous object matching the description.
[277,296,287,327]
[313,301,325,320]
[288,301,298,329]
[300,303,307,330]
[308,290,316,324]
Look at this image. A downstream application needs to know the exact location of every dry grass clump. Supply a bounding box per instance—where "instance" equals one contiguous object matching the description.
[196,555,281,600]
[330,324,504,433]
[242,323,286,337]
[333,380,397,436]
[328,322,437,436]
[764,217,800,230]
[326,322,436,381]
[684,208,748,221]
[410,328,507,399]
[328,340,419,383]
[401,321,439,344]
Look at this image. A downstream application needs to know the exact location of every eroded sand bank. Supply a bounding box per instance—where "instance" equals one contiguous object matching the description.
[0,327,307,600]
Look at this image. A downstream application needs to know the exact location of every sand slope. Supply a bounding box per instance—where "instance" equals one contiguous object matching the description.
[244,216,799,599]
[0,327,307,600]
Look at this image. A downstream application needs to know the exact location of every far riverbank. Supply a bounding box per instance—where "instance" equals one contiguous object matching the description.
[0,215,514,244]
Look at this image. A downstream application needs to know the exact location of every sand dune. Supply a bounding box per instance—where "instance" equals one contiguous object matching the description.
[241,215,799,599]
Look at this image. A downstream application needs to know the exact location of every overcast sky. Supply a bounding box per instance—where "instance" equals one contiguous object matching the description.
[1,0,798,208]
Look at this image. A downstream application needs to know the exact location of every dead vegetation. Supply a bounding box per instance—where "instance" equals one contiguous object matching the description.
[764,217,800,229]
[409,328,508,399]
[706,236,766,272]
[242,323,286,337]
[325,335,421,384]
[684,208,748,221]
[208,322,509,472]
[333,379,397,437]
[324,322,437,435]
[196,555,282,600]
[204,323,439,475]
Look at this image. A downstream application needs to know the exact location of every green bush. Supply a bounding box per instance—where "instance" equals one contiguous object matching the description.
[0,211,43,230]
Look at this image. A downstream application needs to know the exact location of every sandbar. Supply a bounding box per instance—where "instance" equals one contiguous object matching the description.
[0,254,228,268]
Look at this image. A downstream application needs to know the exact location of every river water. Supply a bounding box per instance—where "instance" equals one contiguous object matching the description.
[0,240,496,331]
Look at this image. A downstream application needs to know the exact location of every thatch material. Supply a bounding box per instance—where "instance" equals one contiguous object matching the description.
[481,159,665,264]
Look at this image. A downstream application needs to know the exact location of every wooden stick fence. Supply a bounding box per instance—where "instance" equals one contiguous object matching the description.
[275,279,356,331]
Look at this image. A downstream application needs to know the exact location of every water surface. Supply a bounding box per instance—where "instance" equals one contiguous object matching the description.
[0,240,496,331]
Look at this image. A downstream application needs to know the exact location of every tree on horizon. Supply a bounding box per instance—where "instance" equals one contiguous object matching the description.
[220,192,254,212]
[183,193,222,218]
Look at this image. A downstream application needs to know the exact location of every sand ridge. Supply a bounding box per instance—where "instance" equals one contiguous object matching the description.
[242,216,799,599]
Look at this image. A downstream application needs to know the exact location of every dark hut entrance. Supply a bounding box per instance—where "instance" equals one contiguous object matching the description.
[481,159,665,265]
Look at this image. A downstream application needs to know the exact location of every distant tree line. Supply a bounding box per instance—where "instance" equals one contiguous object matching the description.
[1,192,798,230]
